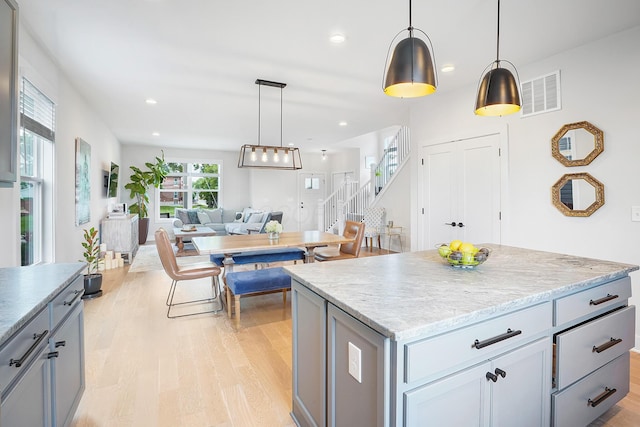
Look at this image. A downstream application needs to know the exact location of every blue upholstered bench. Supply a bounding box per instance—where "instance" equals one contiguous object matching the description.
[210,248,305,267]
[224,267,292,320]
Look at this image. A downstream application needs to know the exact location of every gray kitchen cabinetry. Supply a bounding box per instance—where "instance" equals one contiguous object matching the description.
[551,275,635,426]
[327,304,388,427]
[291,282,326,427]
[405,337,550,426]
[0,272,85,427]
[0,0,19,187]
[101,214,139,263]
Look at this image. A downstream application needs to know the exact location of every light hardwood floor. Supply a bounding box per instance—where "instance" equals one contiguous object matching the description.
[71,247,640,426]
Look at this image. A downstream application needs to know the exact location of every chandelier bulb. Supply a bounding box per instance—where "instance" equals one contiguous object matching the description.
[261,148,268,162]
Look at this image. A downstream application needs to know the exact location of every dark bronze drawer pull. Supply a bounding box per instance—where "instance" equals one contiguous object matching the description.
[486,371,498,382]
[473,328,522,349]
[589,294,618,306]
[9,330,49,368]
[588,387,616,407]
[592,337,622,353]
[63,289,83,306]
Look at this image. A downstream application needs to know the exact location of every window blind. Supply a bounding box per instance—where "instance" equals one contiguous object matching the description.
[20,78,55,141]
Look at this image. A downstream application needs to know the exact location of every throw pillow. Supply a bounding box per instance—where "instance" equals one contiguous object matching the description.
[247,212,264,223]
[233,212,244,223]
[242,207,260,223]
[203,208,222,223]
[187,210,199,224]
[176,209,190,225]
[197,211,210,225]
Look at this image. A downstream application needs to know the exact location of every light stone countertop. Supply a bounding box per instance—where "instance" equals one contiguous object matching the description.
[284,245,639,341]
[0,263,86,347]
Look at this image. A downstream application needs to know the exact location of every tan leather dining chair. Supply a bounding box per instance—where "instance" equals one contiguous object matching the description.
[314,220,365,261]
[155,228,223,318]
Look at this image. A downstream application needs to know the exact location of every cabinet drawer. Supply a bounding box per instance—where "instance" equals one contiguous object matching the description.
[553,353,629,427]
[404,303,551,384]
[556,305,635,390]
[0,307,49,397]
[554,276,631,326]
[50,275,84,331]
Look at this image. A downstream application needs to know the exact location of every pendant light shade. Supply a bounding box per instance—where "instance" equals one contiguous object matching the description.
[475,65,521,116]
[474,0,521,116]
[383,0,437,98]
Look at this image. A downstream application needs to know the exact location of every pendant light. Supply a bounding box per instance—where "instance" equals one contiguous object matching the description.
[238,79,302,170]
[383,0,437,98]
[475,0,521,116]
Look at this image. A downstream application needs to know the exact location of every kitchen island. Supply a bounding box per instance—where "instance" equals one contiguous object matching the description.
[284,245,638,426]
[0,263,86,427]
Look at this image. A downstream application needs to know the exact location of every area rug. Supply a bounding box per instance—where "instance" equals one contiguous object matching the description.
[128,244,211,273]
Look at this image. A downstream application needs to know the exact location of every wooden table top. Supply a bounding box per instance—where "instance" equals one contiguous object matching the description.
[173,226,216,238]
[192,230,353,255]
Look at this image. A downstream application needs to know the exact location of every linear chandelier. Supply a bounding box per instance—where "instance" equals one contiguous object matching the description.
[238,79,302,170]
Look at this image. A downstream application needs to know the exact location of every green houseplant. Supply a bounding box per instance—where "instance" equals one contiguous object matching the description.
[81,227,103,299]
[124,151,169,244]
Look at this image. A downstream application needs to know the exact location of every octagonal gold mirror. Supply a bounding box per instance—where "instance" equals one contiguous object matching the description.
[551,121,604,167]
[551,173,604,217]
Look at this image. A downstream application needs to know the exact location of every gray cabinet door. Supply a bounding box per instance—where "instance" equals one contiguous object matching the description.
[490,338,551,427]
[404,362,489,427]
[291,281,326,427]
[0,346,52,427]
[51,304,85,427]
[327,303,389,427]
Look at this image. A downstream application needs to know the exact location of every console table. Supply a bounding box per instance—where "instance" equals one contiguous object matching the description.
[101,214,139,263]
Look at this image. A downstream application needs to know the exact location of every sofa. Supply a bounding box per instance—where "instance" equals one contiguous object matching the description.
[173,207,282,236]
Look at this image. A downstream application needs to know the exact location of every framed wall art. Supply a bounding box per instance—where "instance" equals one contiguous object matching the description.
[75,137,91,225]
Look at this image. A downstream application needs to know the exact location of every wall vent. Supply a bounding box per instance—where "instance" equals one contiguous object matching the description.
[520,70,561,117]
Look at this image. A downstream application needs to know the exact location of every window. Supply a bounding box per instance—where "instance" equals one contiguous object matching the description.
[157,161,221,218]
[19,78,55,265]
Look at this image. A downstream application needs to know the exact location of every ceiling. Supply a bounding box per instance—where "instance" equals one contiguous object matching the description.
[18,0,640,153]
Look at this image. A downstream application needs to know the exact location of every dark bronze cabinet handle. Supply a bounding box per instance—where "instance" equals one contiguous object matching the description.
[47,351,59,359]
[589,294,618,306]
[473,329,522,349]
[9,330,49,368]
[592,337,622,353]
[495,368,506,378]
[486,372,498,382]
[588,387,616,407]
[63,289,83,306]
[55,340,66,348]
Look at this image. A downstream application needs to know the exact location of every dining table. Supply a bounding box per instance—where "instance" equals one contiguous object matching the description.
[191,230,355,270]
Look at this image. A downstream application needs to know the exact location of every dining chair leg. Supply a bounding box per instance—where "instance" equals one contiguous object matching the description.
[166,276,224,319]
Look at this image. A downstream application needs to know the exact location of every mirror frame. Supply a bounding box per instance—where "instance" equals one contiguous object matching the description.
[551,172,605,217]
[551,121,604,167]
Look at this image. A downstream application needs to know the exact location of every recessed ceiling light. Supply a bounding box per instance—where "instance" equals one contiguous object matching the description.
[441,64,455,73]
[145,98,157,105]
[339,121,348,127]
[152,132,160,136]
[330,33,346,44]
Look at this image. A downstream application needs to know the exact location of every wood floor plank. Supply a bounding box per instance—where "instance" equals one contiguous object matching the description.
[71,246,640,426]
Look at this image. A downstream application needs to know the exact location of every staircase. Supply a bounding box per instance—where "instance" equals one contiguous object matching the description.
[318,126,411,232]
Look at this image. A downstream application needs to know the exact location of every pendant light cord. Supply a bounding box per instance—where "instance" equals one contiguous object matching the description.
[280,85,283,148]
[408,0,412,29]
[496,0,501,64]
[257,83,261,146]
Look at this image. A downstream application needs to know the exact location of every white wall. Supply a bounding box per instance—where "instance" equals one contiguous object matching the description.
[0,24,121,267]
[410,26,640,345]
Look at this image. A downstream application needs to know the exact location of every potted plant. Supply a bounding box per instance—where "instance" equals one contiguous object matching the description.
[81,227,103,299]
[124,150,169,244]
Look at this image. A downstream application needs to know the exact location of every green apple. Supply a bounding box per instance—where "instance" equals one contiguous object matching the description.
[461,252,479,266]
[438,244,452,257]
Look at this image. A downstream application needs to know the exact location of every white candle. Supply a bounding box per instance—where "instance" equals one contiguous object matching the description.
[105,250,113,260]
[100,243,107,253]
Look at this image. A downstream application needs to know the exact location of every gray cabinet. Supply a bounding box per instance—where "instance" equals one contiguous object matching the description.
[101,214,139,262]
[0,273,85,427]
[0,0,18,187]
[404,338,549,426]
[327,304,389,427]
[291,282,326,427]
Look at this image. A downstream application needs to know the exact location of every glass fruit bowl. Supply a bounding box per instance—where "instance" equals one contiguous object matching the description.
[435,243,491,268]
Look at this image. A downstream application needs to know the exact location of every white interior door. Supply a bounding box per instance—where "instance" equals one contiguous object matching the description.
[422,134,501,248]
[298,172,326,231]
